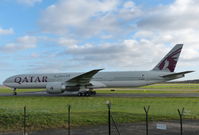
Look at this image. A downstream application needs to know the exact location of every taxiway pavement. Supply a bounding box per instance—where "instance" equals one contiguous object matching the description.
[0,91,199,97]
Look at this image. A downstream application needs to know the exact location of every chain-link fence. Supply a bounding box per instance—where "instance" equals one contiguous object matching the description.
[1,103,199,135]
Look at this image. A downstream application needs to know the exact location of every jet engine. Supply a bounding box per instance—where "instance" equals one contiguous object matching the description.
[46,82,97,96]
[46,82,66,94]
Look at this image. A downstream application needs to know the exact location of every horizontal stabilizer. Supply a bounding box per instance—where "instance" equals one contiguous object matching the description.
[160,71,194,78]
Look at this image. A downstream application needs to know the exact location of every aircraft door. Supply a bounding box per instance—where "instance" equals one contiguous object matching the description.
[141,74,145,80]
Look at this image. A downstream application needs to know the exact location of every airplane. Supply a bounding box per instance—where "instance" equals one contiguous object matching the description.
[3,44,193,96]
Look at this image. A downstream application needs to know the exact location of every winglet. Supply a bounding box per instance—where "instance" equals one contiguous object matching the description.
[152,44,183,72]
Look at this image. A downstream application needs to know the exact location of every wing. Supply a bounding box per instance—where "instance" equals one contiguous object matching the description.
[67,69,103,85]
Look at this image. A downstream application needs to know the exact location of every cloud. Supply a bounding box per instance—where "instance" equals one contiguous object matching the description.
[1,35,37,52]
[35,0,199,72]
[17,0,42,6]
[8,0,199,75]
[57,37,78,48]
[138,0,199,31]
[0,27,14,35]
[136,0,199,64]
[57,39,168,70]
[25,41,157,72]
[39,0,141,37]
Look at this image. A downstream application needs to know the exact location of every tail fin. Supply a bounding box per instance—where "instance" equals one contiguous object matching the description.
[152,44,183,72]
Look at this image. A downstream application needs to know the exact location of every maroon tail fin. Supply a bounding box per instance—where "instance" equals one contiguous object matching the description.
[152,44,183,72]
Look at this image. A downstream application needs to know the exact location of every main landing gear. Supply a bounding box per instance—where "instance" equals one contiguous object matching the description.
[78,91,96,96]
[13,88,17,96]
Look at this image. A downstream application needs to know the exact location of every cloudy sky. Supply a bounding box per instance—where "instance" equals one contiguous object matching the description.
[0,0,198,83]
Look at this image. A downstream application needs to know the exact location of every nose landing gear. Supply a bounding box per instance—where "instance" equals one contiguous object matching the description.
[13,88,17,96]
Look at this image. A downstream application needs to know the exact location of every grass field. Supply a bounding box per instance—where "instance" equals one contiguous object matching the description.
[1,97,199,131]
[0,83,199,132]
[96,83,199,93]
[0,87,42,93]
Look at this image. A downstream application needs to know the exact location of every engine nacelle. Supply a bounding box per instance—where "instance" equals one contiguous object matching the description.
[46,82,66,94]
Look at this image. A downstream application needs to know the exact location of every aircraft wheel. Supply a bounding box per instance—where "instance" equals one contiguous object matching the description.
[13,92,17,96]
[13,88,17,96]
[87,91,92,96]
[89,91,96,95]
[83,92,89,96]
[92,91,96,95]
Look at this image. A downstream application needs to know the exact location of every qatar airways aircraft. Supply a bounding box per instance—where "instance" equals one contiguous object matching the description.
[3,44,193,96]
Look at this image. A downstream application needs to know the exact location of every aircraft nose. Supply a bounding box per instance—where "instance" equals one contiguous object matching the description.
[3,78,8,86]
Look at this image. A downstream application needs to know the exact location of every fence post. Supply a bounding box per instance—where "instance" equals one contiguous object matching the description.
[110,115,120,135]
[144,106,150,135]
[67,105,71,135]
[23,106,27,135]
[177,108,184,135]
[106,101,111,135]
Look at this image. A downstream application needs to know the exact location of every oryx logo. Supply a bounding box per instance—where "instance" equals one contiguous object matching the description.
[158,47,182,72]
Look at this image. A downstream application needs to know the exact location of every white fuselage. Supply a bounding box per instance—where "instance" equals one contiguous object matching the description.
[3,71,179,89]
